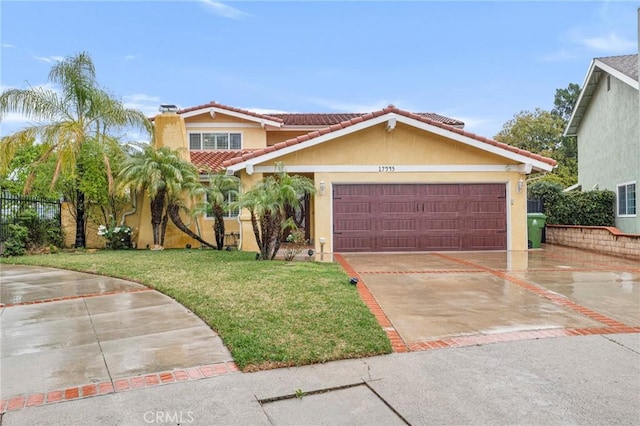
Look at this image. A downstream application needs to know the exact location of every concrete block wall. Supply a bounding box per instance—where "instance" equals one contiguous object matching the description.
[546,225,640,260]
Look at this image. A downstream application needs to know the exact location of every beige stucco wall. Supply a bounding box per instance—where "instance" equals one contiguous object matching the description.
[237,122,528,254]
[184,112,267,150]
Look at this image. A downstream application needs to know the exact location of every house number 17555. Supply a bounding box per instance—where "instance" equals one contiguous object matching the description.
[378,166,395,172]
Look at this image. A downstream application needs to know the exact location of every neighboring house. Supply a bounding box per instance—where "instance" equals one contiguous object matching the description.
[134,102,556,253]
[565,54,639,234]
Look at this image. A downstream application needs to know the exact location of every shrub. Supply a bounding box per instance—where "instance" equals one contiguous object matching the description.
[282,228,308,261]
[3,224,29,256]
[97,224,133,250]
[0,208,64,256]
[528,181,615,226]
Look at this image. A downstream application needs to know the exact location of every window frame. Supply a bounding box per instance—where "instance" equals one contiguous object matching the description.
[617,181,637,217]
[188,132,242,150]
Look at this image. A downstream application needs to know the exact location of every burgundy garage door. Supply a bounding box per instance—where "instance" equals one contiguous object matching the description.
[333,184,507,252]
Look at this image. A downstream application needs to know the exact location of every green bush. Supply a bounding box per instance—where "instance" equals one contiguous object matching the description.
[1,208,64,256]
[3,224,29,256]
[528,181,615,226]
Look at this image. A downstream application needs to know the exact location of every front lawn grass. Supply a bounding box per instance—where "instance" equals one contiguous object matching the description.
[1,250,392,370]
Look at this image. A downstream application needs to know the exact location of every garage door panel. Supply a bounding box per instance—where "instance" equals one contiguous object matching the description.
[380,202,417,213]
[333,184,507,252]
[380,219,416,231]
[334,202,371,214]
[468,200,505,213]
[423,201,459,213]
[334,236,374,252]
[423,235,462,251]
[379,184,419,196]
[380,236,418,250]
[334,219,371,232]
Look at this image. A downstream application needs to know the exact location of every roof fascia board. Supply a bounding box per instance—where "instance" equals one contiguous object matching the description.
[253,164,535,173]
[180,106,283,127]
[565,58,639,136]
[594,59,640,90]
[565,60,598,136]
[227,113,554,173]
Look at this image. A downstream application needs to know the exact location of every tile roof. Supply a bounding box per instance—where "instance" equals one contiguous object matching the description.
[268,112,464,127]
[222,105,557,168]
[177,101,285,123]
[168,101,463,127]
[190,150,255,172]
[597,54,638,82]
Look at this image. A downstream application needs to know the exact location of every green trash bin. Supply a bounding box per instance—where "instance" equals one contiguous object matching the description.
[527,213,547,249]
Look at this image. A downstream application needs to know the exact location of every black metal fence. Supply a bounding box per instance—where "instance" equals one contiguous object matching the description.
[0,191,62,242]
[527,199,544,213]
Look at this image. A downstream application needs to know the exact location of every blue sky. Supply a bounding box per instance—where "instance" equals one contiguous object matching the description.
[1,0,638,140]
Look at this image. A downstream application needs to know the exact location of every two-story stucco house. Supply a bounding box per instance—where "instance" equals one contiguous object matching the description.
[565,54,639,234]
[134,102,556,254]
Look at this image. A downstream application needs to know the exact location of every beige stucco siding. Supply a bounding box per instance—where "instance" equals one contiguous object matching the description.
[260,124,518,167]
[184,112,267,149]
[236,123,528,253]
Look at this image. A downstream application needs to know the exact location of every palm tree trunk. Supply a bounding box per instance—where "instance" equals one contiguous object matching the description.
[167,203,216,249]
[213,205,225,250]
[74,189,86,248]
[161,213,169,246]
[150,189,165,246]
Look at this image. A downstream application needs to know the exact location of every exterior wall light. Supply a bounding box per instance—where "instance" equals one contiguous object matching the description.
[517,178,524,193]
[319,180,326,195]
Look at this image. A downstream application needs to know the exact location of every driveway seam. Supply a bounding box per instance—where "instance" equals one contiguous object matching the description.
[1,288,152,308]
[82,298,114,391]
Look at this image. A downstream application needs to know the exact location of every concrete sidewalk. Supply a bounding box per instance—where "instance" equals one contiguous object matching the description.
[3,332,639,425]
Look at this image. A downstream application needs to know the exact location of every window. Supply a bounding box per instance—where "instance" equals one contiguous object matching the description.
[206,191,239,219]
[617,182,636,216]
[189,132,241,150]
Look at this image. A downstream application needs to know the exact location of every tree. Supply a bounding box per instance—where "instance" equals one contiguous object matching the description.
[0,52,150,247]
[117,144,215,249]
[552,83,581,122]
[494,83,581,187]
[238,165,315,260]
[201,172,240,250]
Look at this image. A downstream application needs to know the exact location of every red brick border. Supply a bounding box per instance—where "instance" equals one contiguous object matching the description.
[335,254,408,353]
[409,326,640,352]
[2,288,152,308]
[0,361,239,413]
[336,252,640,356]
[432,252,628,327]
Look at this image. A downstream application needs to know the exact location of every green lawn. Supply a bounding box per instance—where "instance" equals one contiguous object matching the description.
[1,250,391,370]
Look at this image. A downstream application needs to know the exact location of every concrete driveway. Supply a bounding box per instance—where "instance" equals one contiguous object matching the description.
[339,245,640,350]
[0,265,236,406]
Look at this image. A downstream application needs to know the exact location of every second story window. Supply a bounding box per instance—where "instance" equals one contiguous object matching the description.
[189,132,242,150]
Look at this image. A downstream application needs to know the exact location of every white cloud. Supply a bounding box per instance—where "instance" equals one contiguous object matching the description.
[33,55,64,63]
[200,0,251,20]
[124,54,136,61]
[539,49,583,63]
[122,93,162,117]
[579,32,636,53]
[2,43,15,48]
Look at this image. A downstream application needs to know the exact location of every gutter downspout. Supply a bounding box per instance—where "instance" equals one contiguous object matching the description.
[120,190,137,226]
[237,213,243,251]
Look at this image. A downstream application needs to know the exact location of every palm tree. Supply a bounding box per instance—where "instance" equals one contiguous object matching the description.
[0,52,150,247]
[239,164,315,260]
[202,172,240,250]
[117,144,215,249]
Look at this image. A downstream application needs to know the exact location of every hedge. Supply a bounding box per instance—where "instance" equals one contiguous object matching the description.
[528,181,615,226]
